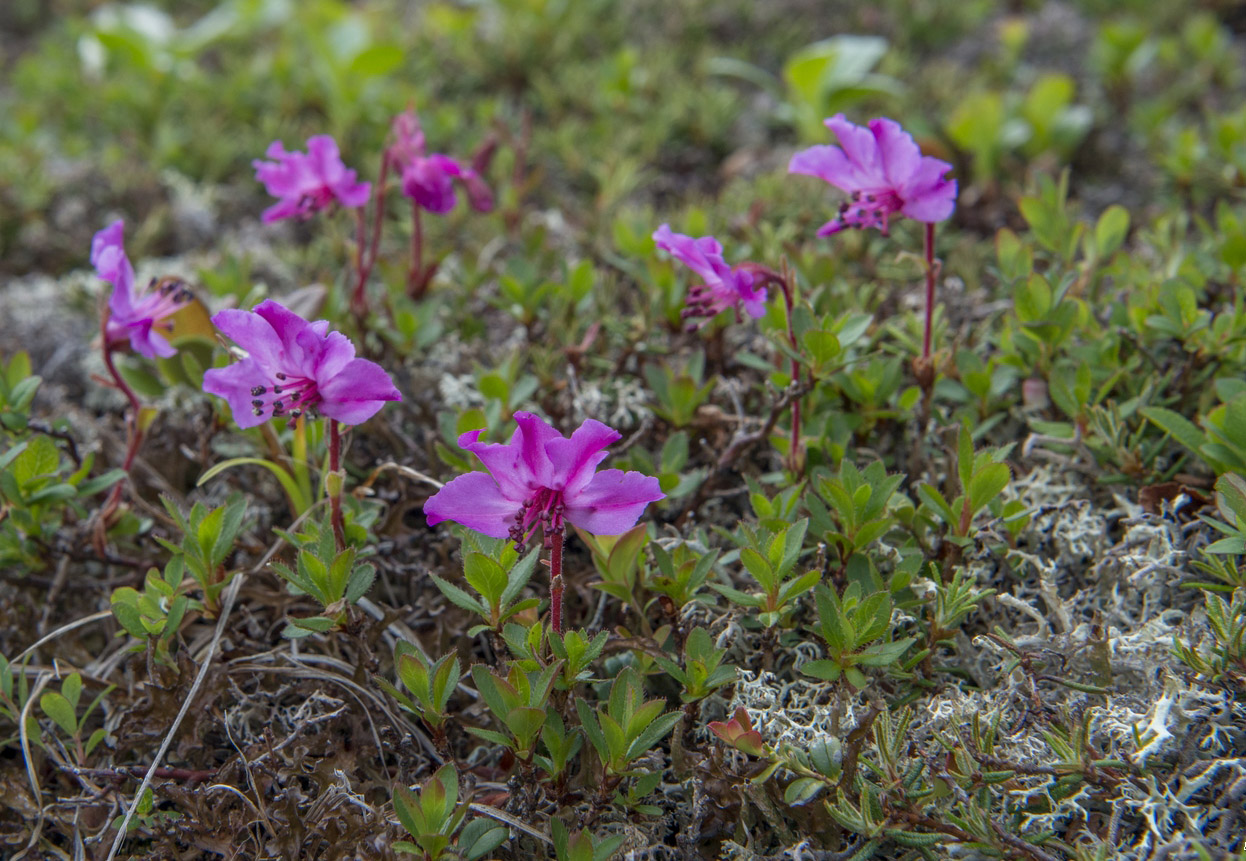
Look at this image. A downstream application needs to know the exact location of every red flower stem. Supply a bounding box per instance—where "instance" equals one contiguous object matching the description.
[351,153,389,317]
[923,222,936,362]
[407,200,424,299]
[777,269,803,476]
[97,307,145,526]
[549,529,564,635]
[328,419,346,552]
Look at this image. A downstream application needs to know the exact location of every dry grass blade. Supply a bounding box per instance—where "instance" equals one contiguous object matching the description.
[13,611,112,664]
[104,571,246,861]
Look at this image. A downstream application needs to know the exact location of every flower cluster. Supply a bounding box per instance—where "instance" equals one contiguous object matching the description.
[389,111,493,215]
[789,114,957,237]
[424,412,664,550]
[202,299,401,428]
[92,220,194,359]
[253,135,371,223]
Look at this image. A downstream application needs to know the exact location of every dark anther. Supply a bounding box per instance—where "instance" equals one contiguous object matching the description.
[250,386,266,396]
[276,373,287,380]
[252,407,263,416]
[251,399,263,408]
[865,194,875,203]
[289,409,301,419]
[272,385,282,395]
[272,401,283,412]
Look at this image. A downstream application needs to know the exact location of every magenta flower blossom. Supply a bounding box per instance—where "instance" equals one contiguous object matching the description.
[653,224,769,321]
[253,135,371,223]
[789,114,957,237]
[203,299,400,429]
[389,111,493,215]
[92,220,192,359]
[424,412,664,549]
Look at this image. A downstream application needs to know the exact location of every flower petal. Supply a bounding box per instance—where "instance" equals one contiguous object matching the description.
[402,155,459,213]
[424,471,521,538]
[461,167,494,213]
[898,158,957,223]
[564,469,664,535]
[128,322,176,360]
[254,142,306,198]
[203,359,269,429]
[92,221,138,319]
[316,357,401,426]
[870,117,921,189]
[788,144,859,192]
[826,114,882,180]
[653,224,727,286]
[512,412,560,489]
[544,419,621,496]
[314,331,358,381]
[211,306,285,371]
[306,135,346,184]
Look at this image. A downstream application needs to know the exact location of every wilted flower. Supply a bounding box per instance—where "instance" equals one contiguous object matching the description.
[389,111,493,215]
[203,299,400,429]
[652,224,769,321]
[789,114,957,236]
[424,412,663,549]
[253,135,371,223]
[92,219,193,359]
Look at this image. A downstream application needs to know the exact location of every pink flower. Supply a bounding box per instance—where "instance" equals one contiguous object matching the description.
[203,299,400,429]
[253,135,371,223]
[789,114,957,237]
[92,220,192,359]
[653,225,769,321]
[389,111,493,215]
[424,412,664,549]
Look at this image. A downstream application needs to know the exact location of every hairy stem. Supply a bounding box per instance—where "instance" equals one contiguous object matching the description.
[328,419,346,552]
[351,152,389,318]
[923,222,936,362]
[97,309,146,530]
[407,200,425,299]
[777,264,803,476]
[549,529,564,635]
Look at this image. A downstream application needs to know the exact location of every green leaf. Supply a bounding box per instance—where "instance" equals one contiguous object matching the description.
[739,547,774,589]
[626,710,682,762]
[784,776,824,806]
[802,330,840,366]
[464,553,509,607]
[347,43,404,77]
[800,659,843,682]
[1094,204,1130,258]
[61,673,82,711]
[14,435,59,488]
[968,463,1011,511]
[40,691,77,736]
[282,616,336,638]
[429,573,487,616]
[1140,407,1209,462]
[460,820,508,860]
